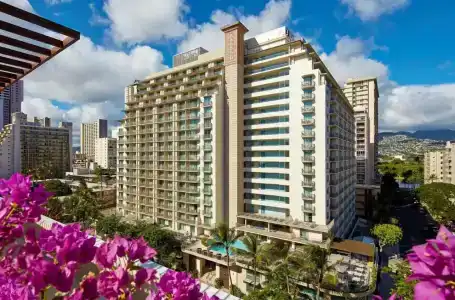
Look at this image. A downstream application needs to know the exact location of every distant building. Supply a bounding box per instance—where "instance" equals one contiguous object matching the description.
[80,119,108,160]
[354,108,372,185]
[343,77,379,184]
[0,112,72,179]
[95,137,117,169]
[424,141,455,184]
[0,80,23,128]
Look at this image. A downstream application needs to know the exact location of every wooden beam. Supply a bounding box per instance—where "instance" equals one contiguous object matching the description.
[0,46,42,63]
[0,71,18,79]
[0,20,63,47]
[0,55,33,69]
[0,34,51,55]
[0,63,25,74]
[0,1,80,39]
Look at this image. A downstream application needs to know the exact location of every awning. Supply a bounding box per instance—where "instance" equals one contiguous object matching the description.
[331,239,375,258]
[0,1,80,91]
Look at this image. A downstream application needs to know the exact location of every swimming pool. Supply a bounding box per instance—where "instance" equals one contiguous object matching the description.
[209,240,248,255]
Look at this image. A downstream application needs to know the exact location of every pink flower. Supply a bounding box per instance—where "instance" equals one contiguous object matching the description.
[134,268,156,288]
[155,270,202,300]
[127,237,157,263]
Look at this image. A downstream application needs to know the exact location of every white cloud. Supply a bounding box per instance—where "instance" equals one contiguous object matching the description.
[178,0,291,52]
[102,0,189,44]
[24,35,167,104]
[381,85,455,130]
[321,36,390,85]
[89,3,110,26]
[320,35,455,131]
[45,0,72,5]
[341,0,409,21]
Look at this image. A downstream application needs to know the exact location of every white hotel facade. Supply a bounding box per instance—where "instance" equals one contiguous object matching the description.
[118,24,356,246]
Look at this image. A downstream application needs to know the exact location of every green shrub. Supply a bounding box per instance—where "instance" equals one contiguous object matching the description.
[214,278,224,289]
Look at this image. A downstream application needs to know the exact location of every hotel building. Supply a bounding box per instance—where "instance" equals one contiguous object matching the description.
[95,137,117,169]
[424,141,455,184]
[119,24,356,243]
[0,112,72,179]
[80,119,108,160]
[0,80,23,128]
[343,77,379,184]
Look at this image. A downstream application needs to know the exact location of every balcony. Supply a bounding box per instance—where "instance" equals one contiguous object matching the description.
[204,144,212,151]
[302,181,315,188]
[204,134,212,140]
[204,112,212,118]
[301,81,314,88]
[204,167,212,173]
[302,169,315,176]
[204,123,212,129]
[204,156,212,162]
[302,193,315,201]
[302,144,315,151]
[302,155,315,162]
[301,131,314,138]
[301,119,315,125]
[301,106,315,113]
[302,205,315,213]
[302,94,315,101]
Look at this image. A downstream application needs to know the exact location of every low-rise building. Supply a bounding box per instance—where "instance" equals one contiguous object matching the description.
[0,112,72,179]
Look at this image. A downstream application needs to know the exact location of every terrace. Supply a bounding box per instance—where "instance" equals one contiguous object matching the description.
[182,236,378,297]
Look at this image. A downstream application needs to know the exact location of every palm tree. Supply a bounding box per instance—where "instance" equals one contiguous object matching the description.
[210,223,242,289]
[236,234,265,290]
[429,173,437,183]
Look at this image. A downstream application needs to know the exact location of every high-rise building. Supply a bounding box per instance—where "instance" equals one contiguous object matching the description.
[0,112,72,179]
[343,77,379,184]
[118,24,356,242]
[95,137,117,169]
[80,119,108,160]
[424,141,455,184]
[0,80,23,128]
[353,108,372,184]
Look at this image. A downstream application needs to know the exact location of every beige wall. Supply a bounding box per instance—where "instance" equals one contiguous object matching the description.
[222,23,248,227]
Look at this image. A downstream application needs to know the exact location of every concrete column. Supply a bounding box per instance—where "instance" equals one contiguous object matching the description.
[221,22,249,227]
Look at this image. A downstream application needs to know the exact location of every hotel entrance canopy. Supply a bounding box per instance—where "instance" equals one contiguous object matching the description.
[0,1,80,91]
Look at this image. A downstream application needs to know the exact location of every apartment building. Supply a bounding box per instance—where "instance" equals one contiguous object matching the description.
[95,137,117,169]
[343,77,379,184]
[424,141,455,184]
[0,112,72,179]
[120,24,356,243]
[80,119,108,160]
[0,80,23,128]
[353,108,371,184]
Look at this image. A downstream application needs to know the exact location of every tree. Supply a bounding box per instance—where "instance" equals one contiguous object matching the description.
[429,174,437,183]
[383,260,416,299]
[236,234,265,290]
[46,196,65,220]
[43,179,72,196]
[210,224,242,290]
[261,241,318,299]
[417,183,455,227]
[95,215,127,238]
[371,224,403,251]
[95,216,183,268]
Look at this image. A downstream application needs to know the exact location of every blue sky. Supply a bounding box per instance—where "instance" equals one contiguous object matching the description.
[7,0,455,144]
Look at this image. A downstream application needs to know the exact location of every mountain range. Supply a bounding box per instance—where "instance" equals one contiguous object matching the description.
[379,130,455,141]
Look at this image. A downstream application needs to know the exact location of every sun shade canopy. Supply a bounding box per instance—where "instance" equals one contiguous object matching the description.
[0,1,80,91]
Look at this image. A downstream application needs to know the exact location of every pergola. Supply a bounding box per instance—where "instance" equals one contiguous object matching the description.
[0,1,80,91]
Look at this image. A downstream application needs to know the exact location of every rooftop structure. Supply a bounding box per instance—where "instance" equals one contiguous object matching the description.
[0,1,80,91]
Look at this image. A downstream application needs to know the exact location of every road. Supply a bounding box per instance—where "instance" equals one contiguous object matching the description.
[393,202,438,255]
[377,202,438,298]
